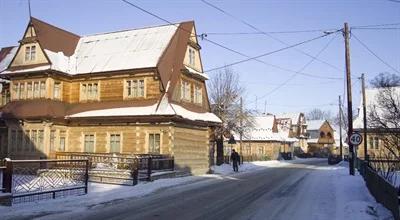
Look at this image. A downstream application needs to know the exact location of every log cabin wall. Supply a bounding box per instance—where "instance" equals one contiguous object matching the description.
[172,125,210,175]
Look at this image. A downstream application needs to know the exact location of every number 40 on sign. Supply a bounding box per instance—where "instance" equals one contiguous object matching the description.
[349,133,363,145]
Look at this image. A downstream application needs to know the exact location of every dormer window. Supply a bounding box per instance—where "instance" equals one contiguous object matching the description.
[194,85,202,105]
[125,79,145,98]
[189,48,195,66]
[181,80,191,102]
[25,45,36,61]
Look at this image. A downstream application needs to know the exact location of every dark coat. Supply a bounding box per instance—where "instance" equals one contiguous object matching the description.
[230,151,240,162]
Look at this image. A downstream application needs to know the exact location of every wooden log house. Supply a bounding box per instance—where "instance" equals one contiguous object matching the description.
[0,17,221,175]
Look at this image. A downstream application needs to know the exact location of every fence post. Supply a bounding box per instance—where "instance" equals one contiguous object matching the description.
[84,159,89,194]
[132,157,138,186]
[3,158,12,194]
[171,156,174,171]
[147,156,152,181]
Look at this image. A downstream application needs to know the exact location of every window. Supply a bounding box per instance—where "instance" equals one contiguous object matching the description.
[149,134,160,153]
[258,146,264,155]
[31,130,37,151]
[40,81,46,98]
[54,82,61,100]
[180,80,191,101]
[320,131,325,138]
[33,82,40,98]
[38,130,44,152]
[25,130,31,152]
[1,88,10,105]
[84,134,95,152]
[59,131,66,152]
[109,134,121,153]
[126,79,145,98]
[25,45,36,61]
[81,83,99,101]
[19,83,25,99]
[194,85,202,104]
[50,130,56,152]
[13,84,18,100]
[374,137,379,149]
[189,48,195,66]
[327,132,333,139]
[27,82,32,99]
[368,137,373,149]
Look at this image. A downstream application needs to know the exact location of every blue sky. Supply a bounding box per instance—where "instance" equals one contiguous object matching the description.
[0,0,399,116]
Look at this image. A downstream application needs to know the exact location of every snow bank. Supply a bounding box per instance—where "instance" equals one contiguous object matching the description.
[333,162,393,220]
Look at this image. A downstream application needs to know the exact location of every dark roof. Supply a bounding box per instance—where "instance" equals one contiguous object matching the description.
[30,17,80,56]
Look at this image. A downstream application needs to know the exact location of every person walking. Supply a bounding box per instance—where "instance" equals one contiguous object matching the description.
[231,149,240,172]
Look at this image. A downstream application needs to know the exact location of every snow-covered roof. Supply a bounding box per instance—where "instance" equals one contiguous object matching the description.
[276,112,300,123]
[184,65,209,80]
[0,47,17,73]
[234,115,296,142]
[67,95,221,124]
[353,87,400,129]
[307,120,325,131]
[3,24,178,75]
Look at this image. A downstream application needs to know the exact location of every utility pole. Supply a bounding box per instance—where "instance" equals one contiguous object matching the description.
[240,97,243,155]
[344,23,355,175]
[361,73,368,162]
[339,95,343,159]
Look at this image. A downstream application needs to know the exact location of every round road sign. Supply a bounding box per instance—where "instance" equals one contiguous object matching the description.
[349,133,363,145]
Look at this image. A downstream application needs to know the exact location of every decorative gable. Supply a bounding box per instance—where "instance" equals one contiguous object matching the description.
[10,24,50,67]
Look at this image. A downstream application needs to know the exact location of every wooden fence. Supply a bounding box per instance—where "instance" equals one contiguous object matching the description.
[357,159,400,220]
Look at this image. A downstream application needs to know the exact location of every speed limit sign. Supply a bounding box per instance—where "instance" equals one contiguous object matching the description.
[349,133,363,145]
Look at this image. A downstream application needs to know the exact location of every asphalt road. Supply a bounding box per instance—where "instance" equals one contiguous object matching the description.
[40,159,334,220]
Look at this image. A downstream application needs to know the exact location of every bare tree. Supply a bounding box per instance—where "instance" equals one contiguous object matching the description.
[366,73,400,187]
[370,72,400,88]
[208,67,254,138]
[306,108,332,121]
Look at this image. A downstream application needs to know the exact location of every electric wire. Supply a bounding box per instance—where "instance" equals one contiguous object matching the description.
[121,0,341,80]
[200,0,344,73]
[352,33,400,74]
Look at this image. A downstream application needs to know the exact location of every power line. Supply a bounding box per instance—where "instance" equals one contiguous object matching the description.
[204,31,339,73]
[202,28,339,36]
[247,32,340,105]
[201,0,344,73]
[120,0,339,81]
[352,33,400,74]
[352,22,400,28]
[352,27,400,30]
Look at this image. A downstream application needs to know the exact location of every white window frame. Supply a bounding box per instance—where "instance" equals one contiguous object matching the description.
[25,45,36,62]
[148,133,161,154]
[194,85,202,105]
[189,47,195,66]
[83,133,96,153]
[125,79,145,99]
[181,80,191,102]
[54,82,62,100]
[108,133,122,153]
[80,82,100,101]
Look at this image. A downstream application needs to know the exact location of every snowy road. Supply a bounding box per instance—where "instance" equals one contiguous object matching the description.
[39,159,354,220]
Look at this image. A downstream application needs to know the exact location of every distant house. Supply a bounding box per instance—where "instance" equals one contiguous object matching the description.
[353,87,400,159]
[230,114,296,160]
[0,17,221,175]
[276,112,307,153]
[306,120,335,156]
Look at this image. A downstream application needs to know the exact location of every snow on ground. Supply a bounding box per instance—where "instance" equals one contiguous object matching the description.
[0,158,395,220]
[333,161,394,220]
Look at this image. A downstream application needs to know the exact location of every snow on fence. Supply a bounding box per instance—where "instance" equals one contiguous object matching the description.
[357,159,400,220]
[0,158,89,206]
[55,152,174,185]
